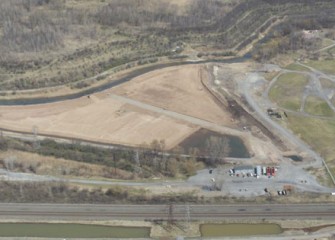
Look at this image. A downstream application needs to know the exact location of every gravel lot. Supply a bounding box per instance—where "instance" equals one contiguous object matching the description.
[188,157,333,197]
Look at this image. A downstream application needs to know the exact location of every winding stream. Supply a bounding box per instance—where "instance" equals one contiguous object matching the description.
[0,57,247,105]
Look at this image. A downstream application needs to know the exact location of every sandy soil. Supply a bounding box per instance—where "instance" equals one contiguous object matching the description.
[0,95,197,149]
[0,64,234,150]
[111,64,232,125]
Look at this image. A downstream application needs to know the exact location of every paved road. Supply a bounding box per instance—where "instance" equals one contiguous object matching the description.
[1,203,335,221]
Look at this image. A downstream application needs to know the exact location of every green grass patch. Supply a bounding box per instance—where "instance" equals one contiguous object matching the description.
[285,63,310,72]
[304,96,335,117]
[287,114,335,177]
[305,60,335,75]
[263,71,280,81]
[269,73,309,111]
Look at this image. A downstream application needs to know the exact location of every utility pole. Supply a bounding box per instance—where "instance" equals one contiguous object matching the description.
[32,125,40,149]
[134,150,142,174]
[185,204,191,228]
[167,204,174,228]
[112,151,117,175]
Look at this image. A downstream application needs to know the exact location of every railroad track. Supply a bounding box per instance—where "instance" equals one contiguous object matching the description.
[1,204,335,220]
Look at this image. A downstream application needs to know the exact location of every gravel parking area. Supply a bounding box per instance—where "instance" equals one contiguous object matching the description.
[188,158,333,197]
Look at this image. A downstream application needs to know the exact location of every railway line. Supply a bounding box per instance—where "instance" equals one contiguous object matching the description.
[1,203,335,221]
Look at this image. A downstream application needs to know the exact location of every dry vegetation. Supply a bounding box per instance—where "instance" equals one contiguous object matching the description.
[0,0,334,93]
[0,136,204,179]
[0,0,238,92]
[0,179,334,204]
[0,150,133,180]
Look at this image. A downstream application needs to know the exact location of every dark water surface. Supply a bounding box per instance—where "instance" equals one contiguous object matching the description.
[179,128,250,158]
[0,223,150,238]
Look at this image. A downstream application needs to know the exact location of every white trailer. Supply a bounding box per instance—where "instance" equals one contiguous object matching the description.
[256,166,262,176]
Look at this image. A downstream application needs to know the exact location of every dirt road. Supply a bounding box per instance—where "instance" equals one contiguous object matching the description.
[108,93,244,136]
[242,65,335,185]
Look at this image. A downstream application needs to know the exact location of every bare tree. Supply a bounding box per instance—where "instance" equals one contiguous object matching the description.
[4,156,16,171]
[205,136,231,166]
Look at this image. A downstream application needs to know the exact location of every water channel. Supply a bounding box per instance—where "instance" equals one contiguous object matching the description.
[200,223,283,237]
[0,223,150,238]
[0,57,247,106]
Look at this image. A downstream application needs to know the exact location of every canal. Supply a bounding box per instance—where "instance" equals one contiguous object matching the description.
[0,223,150,238]
[200,223,283,237]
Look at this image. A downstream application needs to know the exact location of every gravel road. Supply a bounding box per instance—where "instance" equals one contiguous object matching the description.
[239,61,335,187]
[108,93,244,136]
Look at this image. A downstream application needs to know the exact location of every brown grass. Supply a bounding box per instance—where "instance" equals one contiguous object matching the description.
[0,150,132,180]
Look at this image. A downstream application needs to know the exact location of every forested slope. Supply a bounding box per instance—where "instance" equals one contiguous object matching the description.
[0,0,334,92]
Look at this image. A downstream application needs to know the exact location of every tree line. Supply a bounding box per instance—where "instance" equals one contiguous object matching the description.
[0,133,232,180]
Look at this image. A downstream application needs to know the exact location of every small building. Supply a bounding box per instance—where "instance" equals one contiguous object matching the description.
[302,29,319,39]
[233,165,254,176]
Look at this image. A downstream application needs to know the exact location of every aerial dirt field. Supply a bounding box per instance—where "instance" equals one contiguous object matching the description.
[0,64,235,150]
[0,95,200,149]
[111,64,232,125]
[0,63,287,160]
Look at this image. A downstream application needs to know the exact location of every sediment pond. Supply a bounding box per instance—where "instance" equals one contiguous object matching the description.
[0,223,151,238]
[286,155,303,161]
[179,128,250,158]
[200,223,283,237]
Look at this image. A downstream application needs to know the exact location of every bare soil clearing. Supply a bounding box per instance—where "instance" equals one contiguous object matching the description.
[0,65,234,150]
[111,64,232,125]
[0,95,197,149]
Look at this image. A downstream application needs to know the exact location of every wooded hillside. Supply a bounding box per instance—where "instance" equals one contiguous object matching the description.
[0,0,334,91]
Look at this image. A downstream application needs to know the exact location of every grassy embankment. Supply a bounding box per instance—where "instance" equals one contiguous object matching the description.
[304,96,335,117]
[305,60,335,75]
[284,63,311,72]
[268,65,335,182]
[269,72,309,111]
[286,114,335,178]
